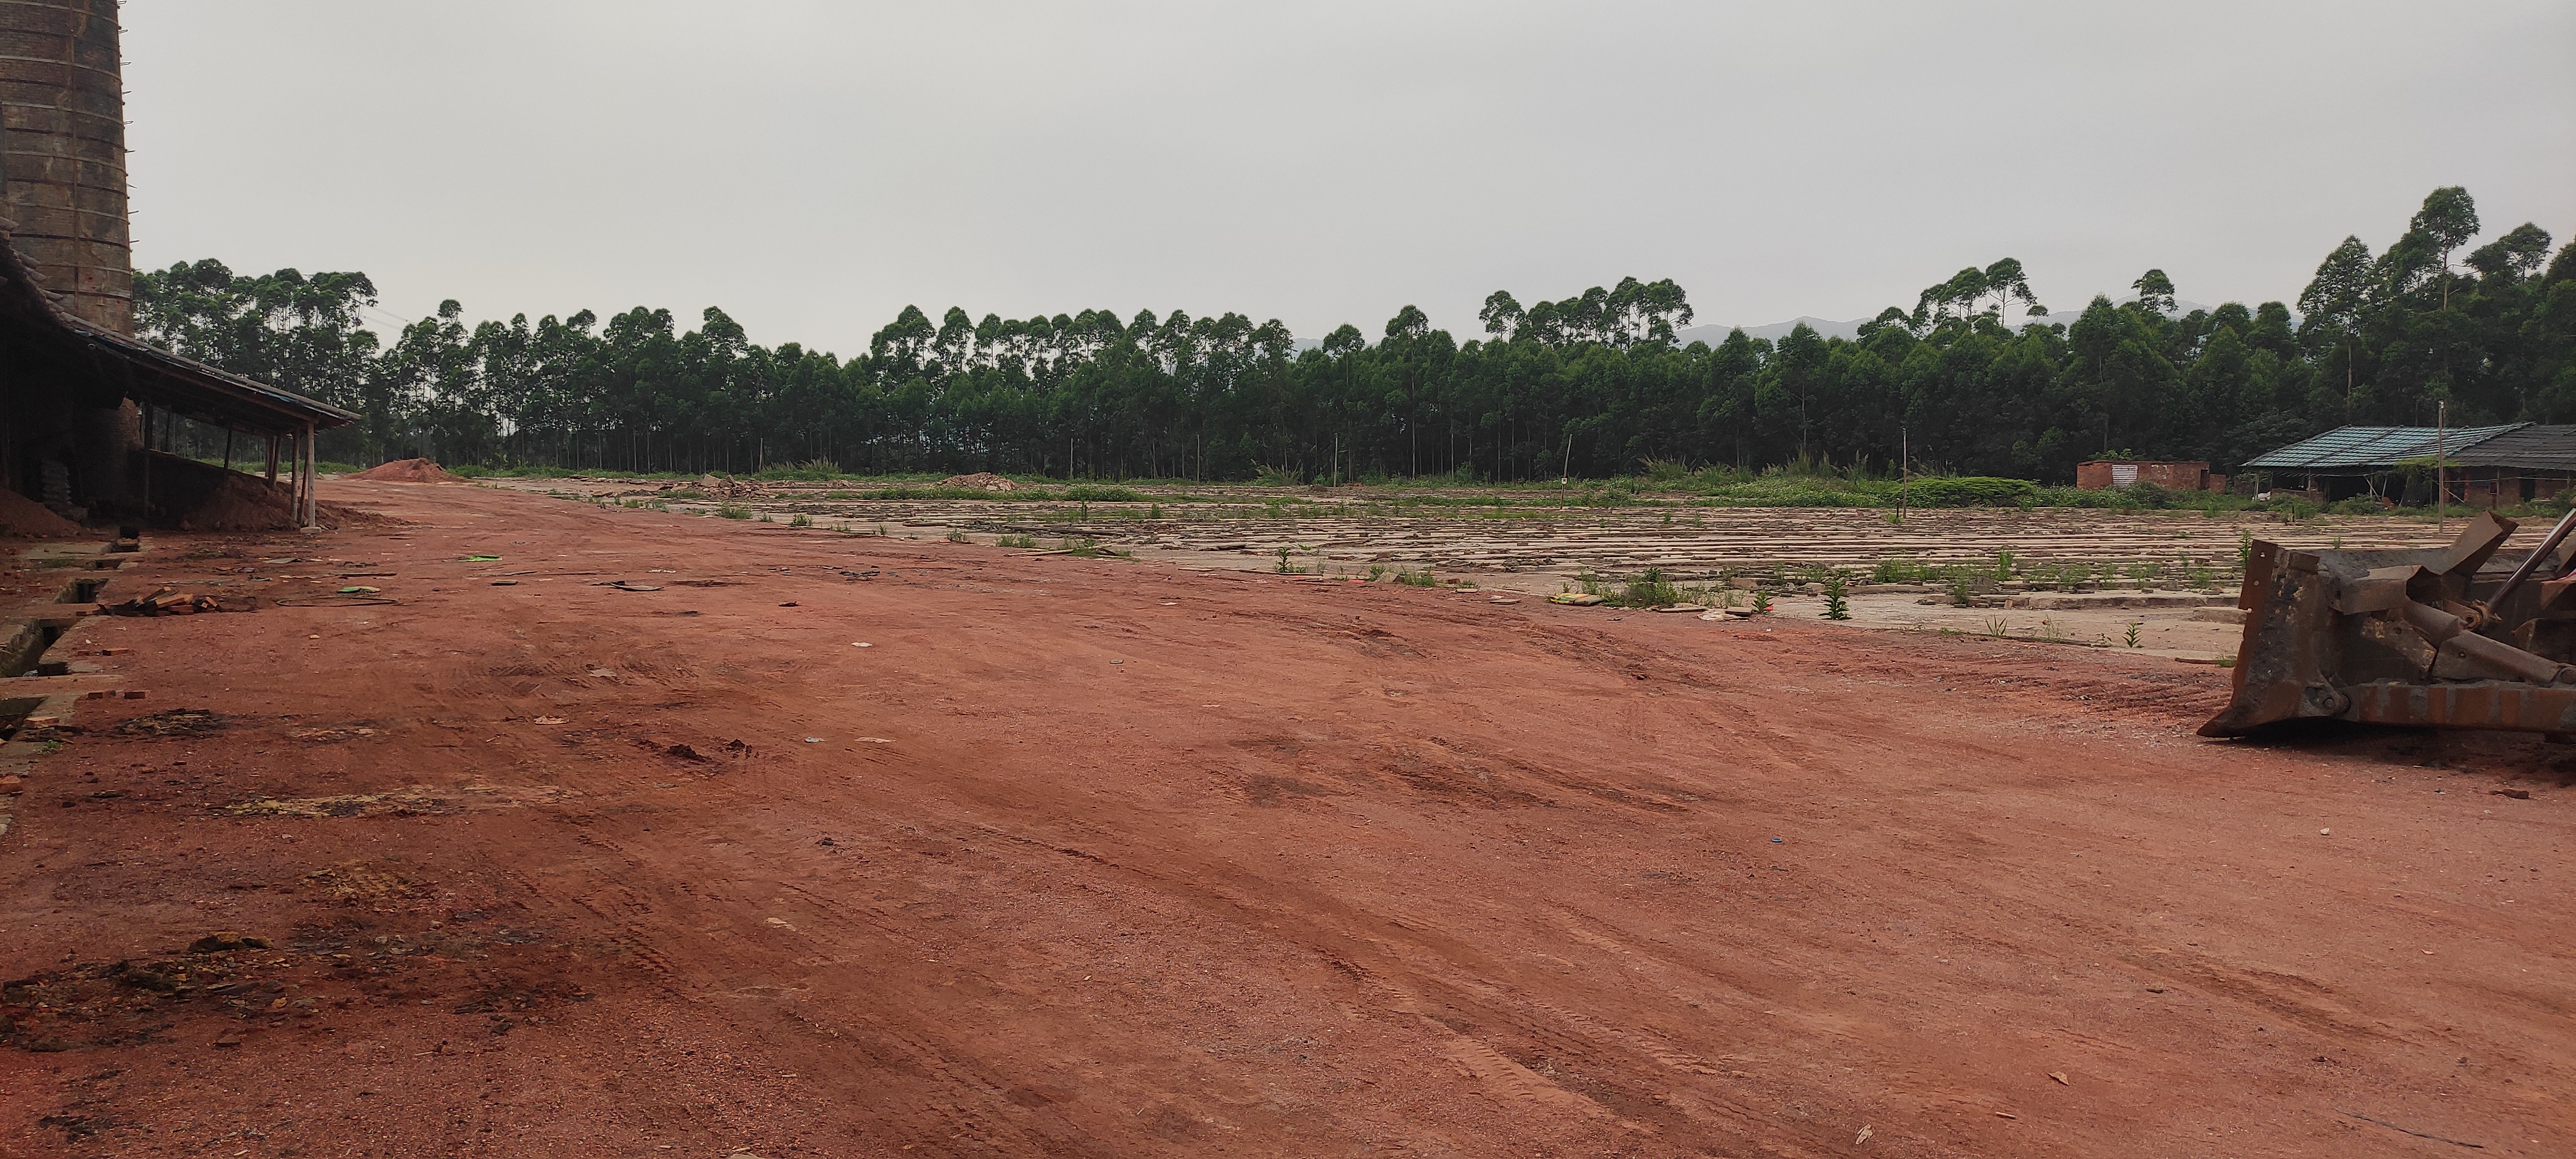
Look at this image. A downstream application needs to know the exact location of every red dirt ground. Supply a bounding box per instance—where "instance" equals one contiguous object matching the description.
[1,480,2568,1158]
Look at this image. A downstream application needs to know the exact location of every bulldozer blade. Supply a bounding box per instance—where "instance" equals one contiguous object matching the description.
[2202,530,2576,738]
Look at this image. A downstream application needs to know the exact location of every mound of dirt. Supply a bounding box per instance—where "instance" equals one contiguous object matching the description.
[0,485,84,537]
[147,452,392,532]
[349,457,466,483]
[938,472,1019,492]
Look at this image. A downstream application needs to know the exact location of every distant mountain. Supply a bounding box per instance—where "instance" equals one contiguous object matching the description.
[1676,315,1867,344]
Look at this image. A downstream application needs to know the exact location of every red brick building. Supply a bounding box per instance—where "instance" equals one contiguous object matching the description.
[2075,460,2225,492]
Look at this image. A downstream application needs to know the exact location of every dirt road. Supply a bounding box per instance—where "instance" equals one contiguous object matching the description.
[2,480,2567,1157]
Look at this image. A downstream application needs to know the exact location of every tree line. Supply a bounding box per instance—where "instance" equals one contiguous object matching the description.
[134,186,2574,483]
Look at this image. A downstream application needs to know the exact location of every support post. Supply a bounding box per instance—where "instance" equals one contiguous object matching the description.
[300,422,317,528]
[266,435,279,483]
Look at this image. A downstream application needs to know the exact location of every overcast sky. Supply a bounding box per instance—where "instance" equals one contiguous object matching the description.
[125,1,2574,352]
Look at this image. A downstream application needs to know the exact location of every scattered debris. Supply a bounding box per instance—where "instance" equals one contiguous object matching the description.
[108,709,226,738]
[187,932,269,953]
[598,581,662,592]
[2492,788,2531,799]
[220,784,570,818]
[2048,1072,2070,1085]
[1549,592,1604,606]
[104,587,250,616]
[937,472,1019,492]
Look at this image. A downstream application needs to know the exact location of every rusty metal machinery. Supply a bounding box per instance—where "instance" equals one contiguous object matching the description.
[0,0,129,335]
[2203,509,2576,736]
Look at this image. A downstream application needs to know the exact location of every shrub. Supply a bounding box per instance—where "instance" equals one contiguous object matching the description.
[1822,573,1851,620]
[2122,481,2179,509]
[716,503,752,519]
[1907,476,2040,507]
[1614,567,1684,608]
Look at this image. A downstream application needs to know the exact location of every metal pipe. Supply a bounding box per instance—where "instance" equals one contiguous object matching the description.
[2487,505,2576,613]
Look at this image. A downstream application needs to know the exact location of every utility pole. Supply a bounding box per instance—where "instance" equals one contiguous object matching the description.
[1899,426,1909,523]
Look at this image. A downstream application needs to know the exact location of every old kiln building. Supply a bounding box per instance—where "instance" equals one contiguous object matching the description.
[2242,424,2576,507]
[0,0,349,532]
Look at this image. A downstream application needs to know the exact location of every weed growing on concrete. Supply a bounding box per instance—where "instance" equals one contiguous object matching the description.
[1949,574,1975,607]
[2217,652,2236,668]
[1063,537,1114,558]
[1367,564,1389,582]
[946,529,969,543]
[717,504,753,519]
[2237,529,2255,570]
[1822,572,1851,620]
[1396,568,1439,587]
[2125,622,2143,648]
[1750,589,1774,615]
[1871,556,1926,583]
[1275,547,1300,573]
[996,533,1037,548]
[1994,549,2016,579]
[789,513,812,528]
[2035,617,2068,643]
[1984,617,2009,638]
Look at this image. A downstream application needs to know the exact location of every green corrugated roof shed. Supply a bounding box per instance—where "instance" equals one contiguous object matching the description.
[2242,425,2526,470]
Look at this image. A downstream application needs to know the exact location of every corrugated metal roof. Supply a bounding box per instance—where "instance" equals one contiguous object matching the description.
[2242,425,2524,470]
[2450,425,2576,471]
[2,226,357,435]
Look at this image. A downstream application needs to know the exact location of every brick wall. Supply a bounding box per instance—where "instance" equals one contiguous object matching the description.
[2075,461,2214,491]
